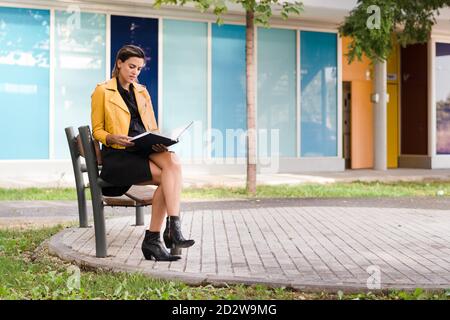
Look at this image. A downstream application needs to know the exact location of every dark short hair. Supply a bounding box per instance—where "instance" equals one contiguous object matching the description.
[112,45,146,77]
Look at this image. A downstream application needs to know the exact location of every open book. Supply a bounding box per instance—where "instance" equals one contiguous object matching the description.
[129,121,193,149]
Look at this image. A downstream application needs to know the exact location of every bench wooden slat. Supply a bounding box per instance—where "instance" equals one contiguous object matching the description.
[103,186,155,207]
[103,196,137,207]
[125,185,155,205]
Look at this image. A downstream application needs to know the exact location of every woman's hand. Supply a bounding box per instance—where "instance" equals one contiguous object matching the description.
[152,144,168,153]
[106,134,135,147]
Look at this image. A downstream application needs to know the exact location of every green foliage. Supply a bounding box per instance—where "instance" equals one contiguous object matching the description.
[339,0,450,62]
[153,0,303,26]
[388,288,450,300]
[0,226,62,255]
[342,289,450,300]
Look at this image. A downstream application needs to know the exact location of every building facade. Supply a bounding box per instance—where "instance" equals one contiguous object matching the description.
[0,0,450,185]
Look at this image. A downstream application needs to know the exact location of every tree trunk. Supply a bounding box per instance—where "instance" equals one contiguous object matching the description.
[246,9,256,196]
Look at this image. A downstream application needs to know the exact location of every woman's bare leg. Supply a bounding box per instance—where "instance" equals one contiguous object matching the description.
[140,161,181,261]
[140,161,167,232]
[149,152,182,216]
[148,152,194,249]
[149,185,166,231]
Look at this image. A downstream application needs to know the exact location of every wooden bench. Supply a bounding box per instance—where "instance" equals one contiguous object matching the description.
[66,126,155,258]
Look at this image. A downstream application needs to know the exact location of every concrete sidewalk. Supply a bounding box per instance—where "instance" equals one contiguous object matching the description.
[183,168,450,187]
[2,167,450,292]
[43,199,450,293]
[3,168,450,188]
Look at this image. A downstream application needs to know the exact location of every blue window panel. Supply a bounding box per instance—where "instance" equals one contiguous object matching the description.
[257,27,297,158]
[111,15,158,121]
[0,7,50,159]
[212,24,246,158]
[162,19,207,159]
[436,43,450,154]
[300,31,337,157]
[54,11,106,159]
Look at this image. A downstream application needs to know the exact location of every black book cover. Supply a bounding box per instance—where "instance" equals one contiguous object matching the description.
[130,131,178,149]
[129,121,193,150]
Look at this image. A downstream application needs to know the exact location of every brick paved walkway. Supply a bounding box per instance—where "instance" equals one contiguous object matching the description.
[49,206,450,292]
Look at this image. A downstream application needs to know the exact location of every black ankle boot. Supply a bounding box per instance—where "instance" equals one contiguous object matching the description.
[141,230,181,261]
[163,216,195,249]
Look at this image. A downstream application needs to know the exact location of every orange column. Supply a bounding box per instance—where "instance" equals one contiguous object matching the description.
[351,82,374,168]
[342,37,373,169]
[342,37,399,169]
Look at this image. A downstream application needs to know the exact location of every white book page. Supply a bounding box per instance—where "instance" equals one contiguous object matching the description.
[169,121,194,140]
[129,130,163,141]
[130,121,193,141]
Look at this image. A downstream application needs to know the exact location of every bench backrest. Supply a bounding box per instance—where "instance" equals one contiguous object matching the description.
[76,133,102,166]
[65,127,85,185]
[78,126,103,191]
[65,126,88,227]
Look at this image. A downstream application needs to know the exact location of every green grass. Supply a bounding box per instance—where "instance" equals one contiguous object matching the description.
[0,226,317,300]
[0,188,83,201]
[183,181,450,199]
[0,226,448,300]
[2,181,450,201]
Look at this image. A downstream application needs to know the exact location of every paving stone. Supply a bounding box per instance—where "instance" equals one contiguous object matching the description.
[49,205,450,292]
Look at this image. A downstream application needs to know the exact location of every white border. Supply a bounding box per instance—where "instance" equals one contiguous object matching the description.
[49,8,55,159]
[337,33,343,159]
[430,34,450,42]
[254,25,258,159]
[397,42,402,158]
[207,22,212,159]
[430,35,450,163]
[158,18,163,130]
[0,0,343,31]
[106,13,111,79]
[0,0,345,30]
[428,39,436,157]
[297,29,301,158]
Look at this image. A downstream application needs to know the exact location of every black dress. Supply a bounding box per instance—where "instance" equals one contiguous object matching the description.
[100,79,154,196]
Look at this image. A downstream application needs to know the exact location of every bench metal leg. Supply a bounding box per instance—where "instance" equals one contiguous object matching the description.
[170,247,182,255]
[92,196,107,258]
[135,206,145,226]
[76,187,89,228]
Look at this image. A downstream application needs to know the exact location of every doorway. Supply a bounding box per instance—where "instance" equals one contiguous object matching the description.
[400,43,428,156]
[387,83,399,167]
[343,82,351,169]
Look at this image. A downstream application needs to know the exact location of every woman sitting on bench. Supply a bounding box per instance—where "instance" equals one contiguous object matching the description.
[91,45,194,261]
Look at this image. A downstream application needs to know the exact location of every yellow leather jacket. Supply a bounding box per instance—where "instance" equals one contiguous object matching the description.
[91,77,158,149]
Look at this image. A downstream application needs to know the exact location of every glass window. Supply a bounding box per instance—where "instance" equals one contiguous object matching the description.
[162,19,207,160]
[257,27,297,158]
[212,23,246,158]
[436,42,450,154]
[0,7,50,159]
[300,31,337,157]
[54,11,106,159]
[111,15,158,121]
